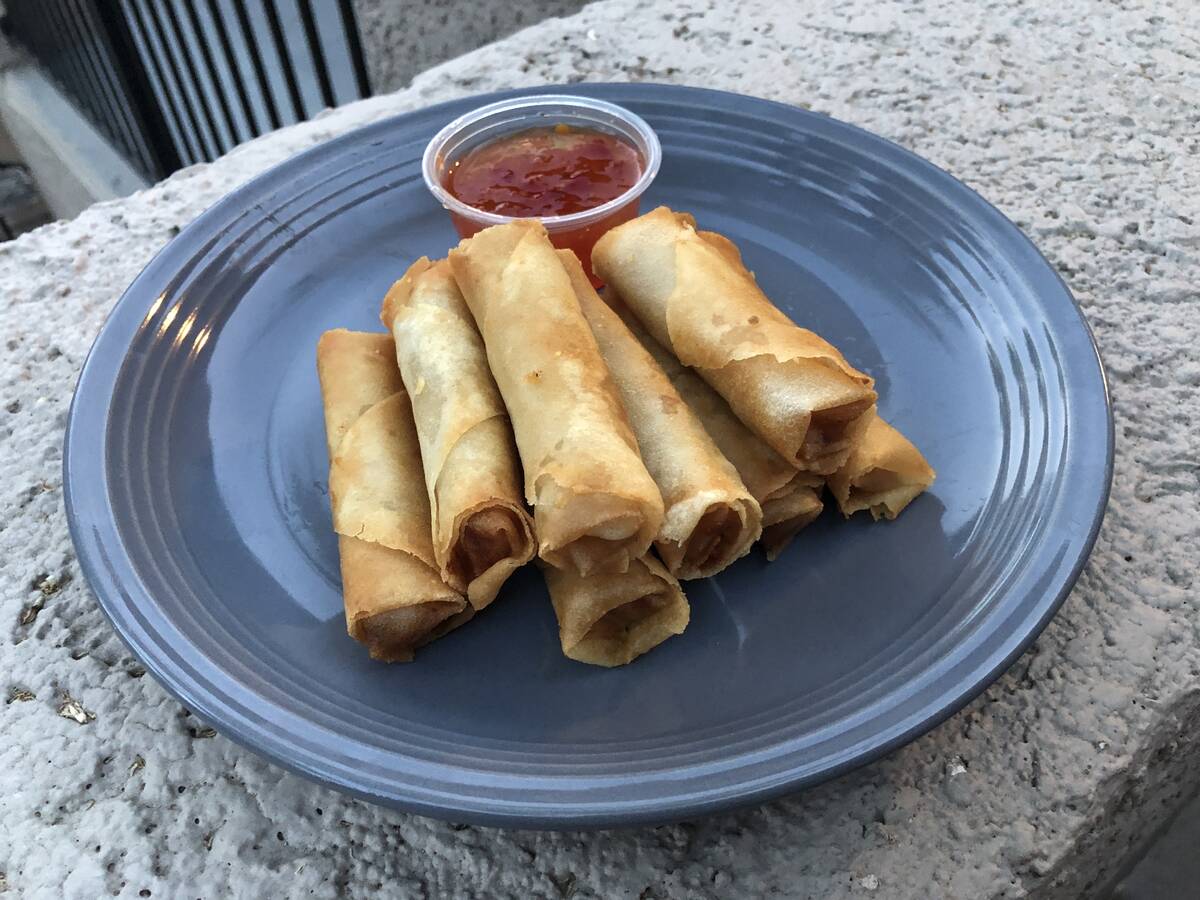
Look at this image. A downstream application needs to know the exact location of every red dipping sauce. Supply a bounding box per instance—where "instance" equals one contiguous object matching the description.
[448,125,640,216]
[443,125,645,284]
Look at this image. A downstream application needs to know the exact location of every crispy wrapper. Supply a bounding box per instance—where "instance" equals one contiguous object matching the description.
[759,472,824,561]
[382,257,535,609]
[617,292,826,560]
[542,555,690,667]
[592,206,877,474]
[317,329,469,661]
[561,251,760,579]
[449,220,664,577]
[828,412,935,520]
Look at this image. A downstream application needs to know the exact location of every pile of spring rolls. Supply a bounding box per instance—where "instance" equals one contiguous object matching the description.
[316,206,935,667]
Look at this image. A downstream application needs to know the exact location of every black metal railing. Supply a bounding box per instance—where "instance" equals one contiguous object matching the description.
[4,0,372,183]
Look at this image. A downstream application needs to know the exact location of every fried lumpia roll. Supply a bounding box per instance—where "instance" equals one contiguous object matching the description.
[449,221,664,576]
[317,329,470,661]
[759,472,824,561]
[559,251,760,579]
[381,258,535,609]
[828,412,935,520]
[592,206,877,474]
[542,555,690,667]
[616,293,825,560]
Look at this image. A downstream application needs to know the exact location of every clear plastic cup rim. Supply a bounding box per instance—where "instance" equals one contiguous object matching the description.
[421,94,662,232]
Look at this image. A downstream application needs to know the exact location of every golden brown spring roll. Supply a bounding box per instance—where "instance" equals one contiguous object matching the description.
[614,292,826,560]
[317,329,470,661]
[592,206,877,474]
[759,471,825,561]
[381,258,535,609]
[542,555,689,667]
[449,221,664,576]
[828,412,935,520]
[559,250,761,579]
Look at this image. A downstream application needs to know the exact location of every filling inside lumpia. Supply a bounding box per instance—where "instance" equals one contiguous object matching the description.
[589,592,674,641]
[336,537,471,662]
[543,554,690,667]
[447,505,532,596]
[677,502,750,573]
[534,477,649,576]
[840,475,927,520]
[759,484,825,561]
[828,412,935,520]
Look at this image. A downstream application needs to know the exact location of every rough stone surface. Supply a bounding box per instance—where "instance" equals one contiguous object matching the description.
[352,0,589,93]
[1,1,1197,897]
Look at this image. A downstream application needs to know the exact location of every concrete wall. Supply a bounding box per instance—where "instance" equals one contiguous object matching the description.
[0,64,147,220]
[352,0,591,94]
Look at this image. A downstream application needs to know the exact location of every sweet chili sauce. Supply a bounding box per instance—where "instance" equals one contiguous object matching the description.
[444,125,643,285]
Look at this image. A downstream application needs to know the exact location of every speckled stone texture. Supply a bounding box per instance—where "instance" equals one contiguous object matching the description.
[352,0,589,93]
[1,1,1197,898]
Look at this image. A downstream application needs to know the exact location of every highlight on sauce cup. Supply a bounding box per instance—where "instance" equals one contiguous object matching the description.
[422,94,661,283]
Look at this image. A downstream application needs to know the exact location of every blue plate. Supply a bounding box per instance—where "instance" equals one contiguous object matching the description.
[64,84,1111,828]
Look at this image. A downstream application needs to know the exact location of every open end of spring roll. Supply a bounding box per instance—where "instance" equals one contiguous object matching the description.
[338,537,474,662]
[449,220,664,577]
[828,412,935,520]
[444,502,530,604]
[317,329,469,661]
[382,258,535,609]
[561,250,760,579]
[760,472,825,561]
[592,206,877,474]
[614,290,826,560]
[542,555,690,667]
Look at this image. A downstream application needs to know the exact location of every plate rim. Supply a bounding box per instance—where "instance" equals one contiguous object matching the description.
[64,82,1114,828]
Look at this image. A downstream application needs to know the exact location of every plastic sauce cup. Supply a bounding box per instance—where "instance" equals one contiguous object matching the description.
[422,95,661,284]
